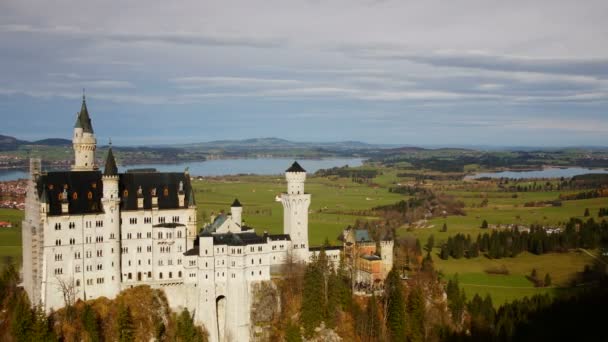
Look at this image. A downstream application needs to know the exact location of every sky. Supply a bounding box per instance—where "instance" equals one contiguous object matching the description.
[1,0,607,147]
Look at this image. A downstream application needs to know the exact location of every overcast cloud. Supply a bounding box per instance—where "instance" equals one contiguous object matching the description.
[1,0,607,146]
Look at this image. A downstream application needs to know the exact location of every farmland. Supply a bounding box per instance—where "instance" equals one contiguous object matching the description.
[0,163,605,306]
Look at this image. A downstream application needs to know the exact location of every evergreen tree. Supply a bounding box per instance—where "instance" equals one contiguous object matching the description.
[82,304,100,342]
[544,273,552,287]
[441,223,448,232]
[365,293,382,341]
[407,287,425,342]
[11,292,33,342]
[176,308,206,342]
[285,323,303,342]
[584,208,590,217]
[440,244,449,260]
[446,275,466,325]
[117,304,134,342]
[301,263,325,336]
[481,220,489,229]
[30,304,56,342]
[425,234,435,252]
[414,239,422,256]
[385,269,407,341]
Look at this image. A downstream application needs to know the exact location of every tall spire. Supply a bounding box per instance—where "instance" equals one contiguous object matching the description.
[104,142,118,176]
[74,90,94,133]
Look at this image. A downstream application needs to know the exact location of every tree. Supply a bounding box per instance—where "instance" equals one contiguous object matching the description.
[117,304,134,342]
[365,293,382,341]
[407,287,425,342]
[531,268,537,279]
[425,234,435,252]
[82,304,100,342]
[544,273,552,287]
[30,304,56,342]
[440,244,449,260]
[301,263,325,336]
[584,208,590,217]
[11,292,34,342]
[285,323,303,342]
[385,269,407,341]
[441,223,448,232]
[447,275,466,325]
[481,220,489,229]
[176,308,206,342]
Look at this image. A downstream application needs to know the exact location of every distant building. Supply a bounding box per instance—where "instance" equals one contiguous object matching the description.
[342,228,393,288]
[21,96,349,342]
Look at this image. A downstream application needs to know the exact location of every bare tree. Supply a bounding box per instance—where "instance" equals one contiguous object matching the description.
[56,276,78,320]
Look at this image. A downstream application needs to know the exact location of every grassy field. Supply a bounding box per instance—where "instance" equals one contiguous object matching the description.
[192,174,403,246]
[436,251,594,306]
[0,209,23,269]
[1,165,602,306]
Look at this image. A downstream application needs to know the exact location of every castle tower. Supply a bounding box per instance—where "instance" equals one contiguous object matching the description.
[281,161,311,262]
[231,198,242,227]
[72,94,97,171]
[101,145,122,297]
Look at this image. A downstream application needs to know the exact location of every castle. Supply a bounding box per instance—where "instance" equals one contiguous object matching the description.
[21,97,393,342]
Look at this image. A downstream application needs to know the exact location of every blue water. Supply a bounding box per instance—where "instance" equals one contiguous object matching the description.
[0,158,364,181]
[466,167,608,180]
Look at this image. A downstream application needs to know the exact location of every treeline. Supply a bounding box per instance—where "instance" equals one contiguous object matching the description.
[439,218,608,260]
[559,188,608,200]
[396,173,464,181]
[314,166,379,183]
[0,262,207,342]
[444,274,608,341]
[374,190,466,223]
[388,185,427,196]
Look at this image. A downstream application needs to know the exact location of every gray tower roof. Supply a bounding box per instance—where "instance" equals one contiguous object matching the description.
[74,95,94,133]
[104,146,118,176]
[286,161,306,173]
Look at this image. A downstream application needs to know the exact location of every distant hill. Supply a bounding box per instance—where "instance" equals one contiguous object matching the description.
[32,138,71,146]
[0,134,71,151]
[177,137,379,151]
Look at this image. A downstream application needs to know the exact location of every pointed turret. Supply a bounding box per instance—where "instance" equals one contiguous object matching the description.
[74,94,94,133]
[72,93,97,171]
[231,198,242,207]
[188,187,196,207]
[104,146,118,176]
[286,161,306,173]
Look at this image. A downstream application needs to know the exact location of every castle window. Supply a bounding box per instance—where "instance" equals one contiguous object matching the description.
[123,190,128,197]
[169,272,173,278]
[76,280,80,286]
[148,271,152,278]
[178,271,182,278]
[87,191,93,200]
[159,272,163,279]
[72,192,78,200]
[163,187,169,197]
[128,273,132,280]
[55,239,61,246]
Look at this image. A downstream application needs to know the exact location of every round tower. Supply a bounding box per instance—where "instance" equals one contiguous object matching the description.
[281,161,311,262]
[230,198,243,227]
[101,145,121,297]
[72,94,97,171]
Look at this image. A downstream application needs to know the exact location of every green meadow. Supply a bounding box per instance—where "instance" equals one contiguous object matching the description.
[0,209,23,269]
[0,165,603,305]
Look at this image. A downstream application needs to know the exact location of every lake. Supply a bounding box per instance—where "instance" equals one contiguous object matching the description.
[466,167,608,180]
[0,158,364,181]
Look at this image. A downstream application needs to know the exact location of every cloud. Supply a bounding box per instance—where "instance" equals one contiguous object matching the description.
[170,76,302,88]
[0,24,285,48]
[349,48,608,77]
